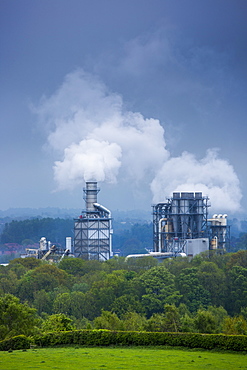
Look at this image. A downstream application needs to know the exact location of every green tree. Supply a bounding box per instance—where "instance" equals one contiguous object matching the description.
[126,256,158,273]
[236,234,247,251]
[53,292,72,316]
[9,257,42,270]
[178,303,195,332]
[180,313,195,333]
[176,267,211,312]
[194,309,218,334]
[145,313,167,332]
[58,258,86,276]
[111,294,144,318]
[84,271,130,319]
[163,304,181,332]
[42,313,75,332]
[146,304,181,332]
[0,294,39,340]
[122,312,147,331]
[103,256,128,273]
[138,265,181,317]
[197,261,226,306]
[33,289,53,315]
[70,291,87,319]
[226,250,247,269]
[222,315,247,335]
[6,261,27,278]
[191,250,231,270]
[226,265,247,315]
[77,290,100,321]
[93,310,123,330]
[17,264,70,302]
[240,306,247,319]
[71,282,89,293]
[0,270,18,295]
[162,256,190,276]
[207,306,228,332]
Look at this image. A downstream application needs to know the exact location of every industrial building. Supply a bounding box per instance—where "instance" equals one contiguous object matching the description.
[74,181,113,260]
[22,185,230,262]
[21,236,72,262]
[152,192,230,258]
[208,214,230,250]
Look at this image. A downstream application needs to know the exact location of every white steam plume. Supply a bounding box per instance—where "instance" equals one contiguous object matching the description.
[151,149,242,212]
[36,69,168,190]
[36,69,242,213]
[54,139,122,189]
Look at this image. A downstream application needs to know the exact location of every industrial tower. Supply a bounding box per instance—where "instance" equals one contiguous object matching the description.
[74,181,113,260]
[153,192,210,256]
[153,192,230,257]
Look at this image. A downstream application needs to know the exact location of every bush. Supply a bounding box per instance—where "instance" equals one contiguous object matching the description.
[0,335,31,351]
[32,330,247,351]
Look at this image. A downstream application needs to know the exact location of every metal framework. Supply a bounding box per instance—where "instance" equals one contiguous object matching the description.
[208,215,230,251]
[153,192,209,254]
[74,182,112,260]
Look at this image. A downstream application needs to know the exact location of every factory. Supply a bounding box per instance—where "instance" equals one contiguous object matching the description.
[22,182,229,262]
[21,236,73,262]
[128,191,230,261]
[21,181,113,262]
[152,191,230,259]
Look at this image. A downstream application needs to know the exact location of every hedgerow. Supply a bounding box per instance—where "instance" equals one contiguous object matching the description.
[0,335,32,351]
[32,330,247,351]
[0,331,246,352]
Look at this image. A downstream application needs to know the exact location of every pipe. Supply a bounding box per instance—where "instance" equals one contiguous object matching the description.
[84,181,99,212]
[125,252,186,261]
[158,218,167,253]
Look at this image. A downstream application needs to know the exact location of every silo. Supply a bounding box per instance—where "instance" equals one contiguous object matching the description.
[180,192,192,238]
[171,192,180,237]
[195,192,203,237]
[152,191,209,256]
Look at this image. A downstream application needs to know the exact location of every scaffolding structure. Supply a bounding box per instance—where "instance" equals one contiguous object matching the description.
[74,182,113,260]
[153,192,209,254]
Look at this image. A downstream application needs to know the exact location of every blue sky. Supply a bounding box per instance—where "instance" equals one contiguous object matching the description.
[0,0,246,217]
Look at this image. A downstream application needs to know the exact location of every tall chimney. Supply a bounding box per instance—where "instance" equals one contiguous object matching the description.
[83,181,99,212]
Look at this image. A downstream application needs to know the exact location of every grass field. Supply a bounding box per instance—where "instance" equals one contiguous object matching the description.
[0,347,246,370]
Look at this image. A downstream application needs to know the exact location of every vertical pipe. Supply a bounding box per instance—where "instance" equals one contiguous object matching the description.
[84,181,99,212]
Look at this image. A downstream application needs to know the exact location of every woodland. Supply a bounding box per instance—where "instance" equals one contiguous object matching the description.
[0,250,247,341]
[1,217,247,260]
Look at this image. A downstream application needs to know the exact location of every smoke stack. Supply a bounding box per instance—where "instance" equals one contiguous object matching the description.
[83,181,99,212]
[75,180,112,261]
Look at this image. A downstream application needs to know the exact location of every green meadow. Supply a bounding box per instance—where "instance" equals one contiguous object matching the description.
[0,347,246,370]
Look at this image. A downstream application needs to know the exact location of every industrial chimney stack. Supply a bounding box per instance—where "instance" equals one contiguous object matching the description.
[83,181,99,212]
[74,181,113,261]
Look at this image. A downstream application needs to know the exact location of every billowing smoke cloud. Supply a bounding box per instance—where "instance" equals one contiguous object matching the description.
[151,149,242,212]
[36,69,242,213]
[36,69,168,189]
[54,139,122,189]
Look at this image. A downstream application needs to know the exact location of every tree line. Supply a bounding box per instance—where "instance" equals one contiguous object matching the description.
[0,250,246,340]
[1,217,246,257]
[0,217,153,257]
